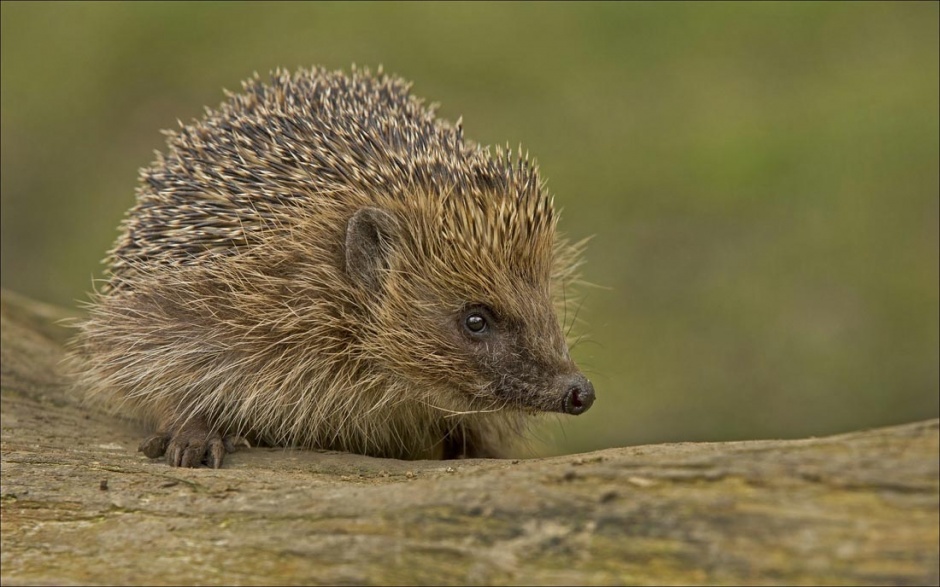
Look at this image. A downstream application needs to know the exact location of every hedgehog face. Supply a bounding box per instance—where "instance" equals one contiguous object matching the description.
[449,298,596,416]
[345,203,595,417]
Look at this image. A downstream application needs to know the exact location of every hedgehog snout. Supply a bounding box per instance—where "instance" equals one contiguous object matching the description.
[559,373,595,415]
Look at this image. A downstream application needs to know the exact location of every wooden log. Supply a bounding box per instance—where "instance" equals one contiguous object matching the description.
[1,287,937,586]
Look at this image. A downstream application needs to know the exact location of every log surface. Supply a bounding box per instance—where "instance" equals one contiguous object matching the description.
[1,288,938,586]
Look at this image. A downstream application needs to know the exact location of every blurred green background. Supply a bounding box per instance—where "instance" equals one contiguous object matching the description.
[2,2,937,456]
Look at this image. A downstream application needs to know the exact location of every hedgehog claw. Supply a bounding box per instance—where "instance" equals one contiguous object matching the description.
[223,435,251,454]
[205,436,226,469]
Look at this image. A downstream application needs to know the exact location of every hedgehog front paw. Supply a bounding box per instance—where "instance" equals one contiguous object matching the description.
[138,418,248,468]
[137,429,251,469]
[166,427,226,468]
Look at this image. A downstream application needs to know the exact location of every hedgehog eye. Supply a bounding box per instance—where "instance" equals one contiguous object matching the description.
[462,305,494,338]
[465,313,487,334]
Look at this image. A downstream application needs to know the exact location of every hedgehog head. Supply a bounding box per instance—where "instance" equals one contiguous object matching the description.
[346,179,595,418]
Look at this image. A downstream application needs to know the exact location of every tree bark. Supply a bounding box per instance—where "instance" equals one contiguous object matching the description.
[1,288,938,586]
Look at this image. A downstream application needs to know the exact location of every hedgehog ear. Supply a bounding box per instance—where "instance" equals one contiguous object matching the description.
[345,207,399,293]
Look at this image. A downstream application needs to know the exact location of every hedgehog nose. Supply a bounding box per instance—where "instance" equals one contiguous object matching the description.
[560,373,595,415]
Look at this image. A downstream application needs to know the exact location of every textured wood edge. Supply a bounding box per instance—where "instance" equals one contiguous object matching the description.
[2,287,938,586]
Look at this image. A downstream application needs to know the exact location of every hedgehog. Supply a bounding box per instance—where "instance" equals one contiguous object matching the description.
[71,66,595,468]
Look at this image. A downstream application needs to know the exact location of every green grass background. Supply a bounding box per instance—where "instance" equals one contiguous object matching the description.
[2,2,937,455]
